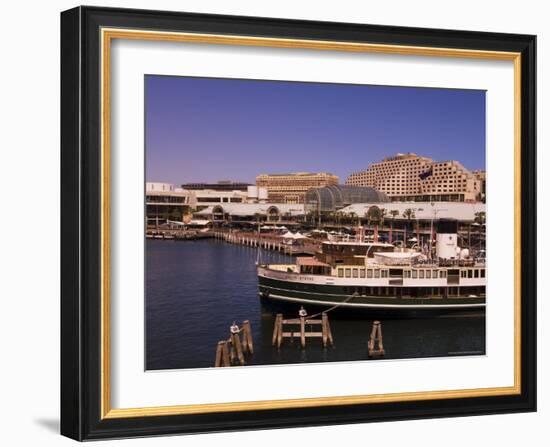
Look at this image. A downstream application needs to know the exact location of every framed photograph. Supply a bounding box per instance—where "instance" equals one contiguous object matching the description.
[61,6,536,440]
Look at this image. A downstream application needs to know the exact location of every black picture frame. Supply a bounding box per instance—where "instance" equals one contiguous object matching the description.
[61,5,536,441]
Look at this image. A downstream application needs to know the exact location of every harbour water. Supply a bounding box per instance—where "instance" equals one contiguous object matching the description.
[146,239,485,370]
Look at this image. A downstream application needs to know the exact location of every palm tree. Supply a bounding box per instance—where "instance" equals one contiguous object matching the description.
[402,208,416,246]
[389,209,399,243]
[366,206,385,242]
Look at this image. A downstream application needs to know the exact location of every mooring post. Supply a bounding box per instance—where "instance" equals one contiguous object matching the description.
[321,313,328,347]
[272,314,282,346]
[215,341,223,367]
[299,307,307,348]
[368,320,385,358]
[277,315,283,348]
[231,332,245,365]
[242,320,254,354]
[221,341,230,366]
[377,321,384,352]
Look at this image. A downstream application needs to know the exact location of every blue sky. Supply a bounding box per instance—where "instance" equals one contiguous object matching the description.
[145,75,485,185]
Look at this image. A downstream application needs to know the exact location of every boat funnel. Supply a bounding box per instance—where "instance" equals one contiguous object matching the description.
[436,219,458,259]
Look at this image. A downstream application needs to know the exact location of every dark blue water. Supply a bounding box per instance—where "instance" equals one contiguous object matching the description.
[146,239,485,370]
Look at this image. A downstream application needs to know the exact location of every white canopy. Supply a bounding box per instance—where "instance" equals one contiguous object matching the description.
[282,231,295,239]
[292,232,306,239]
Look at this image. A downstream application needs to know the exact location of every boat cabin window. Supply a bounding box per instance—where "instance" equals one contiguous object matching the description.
[367,269,373,278]
[461,270,467,278]
[440,270,447,278]
[419,270,425,279]
[360,269,366,278]
[426,270,432,279]
[412,270,418,279]
[353,268,359,278]
[374,270,380,278]
[481,269,486,278]
[338,268,344,278]
[404,270,411,278]
[381,270,388,278]
[474,269,479,278]
[433,270,438,278]
[468,270,473,278]
[345,268,351,278]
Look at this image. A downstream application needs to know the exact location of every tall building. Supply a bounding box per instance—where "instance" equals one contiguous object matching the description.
[345,153,483,202]
[256,172,339,204]
[472,170,486,201]
[181,181,252,191]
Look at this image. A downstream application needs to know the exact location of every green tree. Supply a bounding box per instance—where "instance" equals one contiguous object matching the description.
[366,206,385,242]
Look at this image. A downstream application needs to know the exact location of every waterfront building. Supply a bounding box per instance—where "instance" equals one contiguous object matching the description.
[345,153,483,202]
[256,172,339,204]
[304,185,390,214]
[146,183,196,223]
[194,203,305,223]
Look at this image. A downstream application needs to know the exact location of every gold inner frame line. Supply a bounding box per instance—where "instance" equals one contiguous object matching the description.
[100,27,522,419]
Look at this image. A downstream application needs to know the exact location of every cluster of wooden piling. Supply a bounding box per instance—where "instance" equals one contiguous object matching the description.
[368,320,385,358]
[214,320,254,367]
[272,311,334,349]
[214,314,386,366]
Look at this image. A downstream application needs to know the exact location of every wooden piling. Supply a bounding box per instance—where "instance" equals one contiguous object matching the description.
[242,320,254,354]
[215,341,223,367]
[272,314,282,346]
[368,320,385,358]
[300,315,306,348]
[321,313,328,347]
[231,332,245,365]
[215,340,231,367]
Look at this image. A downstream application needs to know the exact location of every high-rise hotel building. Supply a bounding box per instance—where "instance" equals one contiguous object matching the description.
[256,172,339,204]
[345,153,483,202]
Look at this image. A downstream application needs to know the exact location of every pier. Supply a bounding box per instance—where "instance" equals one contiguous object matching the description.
[214,231,320,256]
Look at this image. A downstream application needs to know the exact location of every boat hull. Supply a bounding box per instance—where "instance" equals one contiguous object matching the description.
[258,268,485,316]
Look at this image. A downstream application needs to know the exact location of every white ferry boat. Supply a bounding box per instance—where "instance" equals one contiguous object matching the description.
[257,219,485,313]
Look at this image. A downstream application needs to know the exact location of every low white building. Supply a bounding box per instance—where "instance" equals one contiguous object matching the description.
[194,203,305,222]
